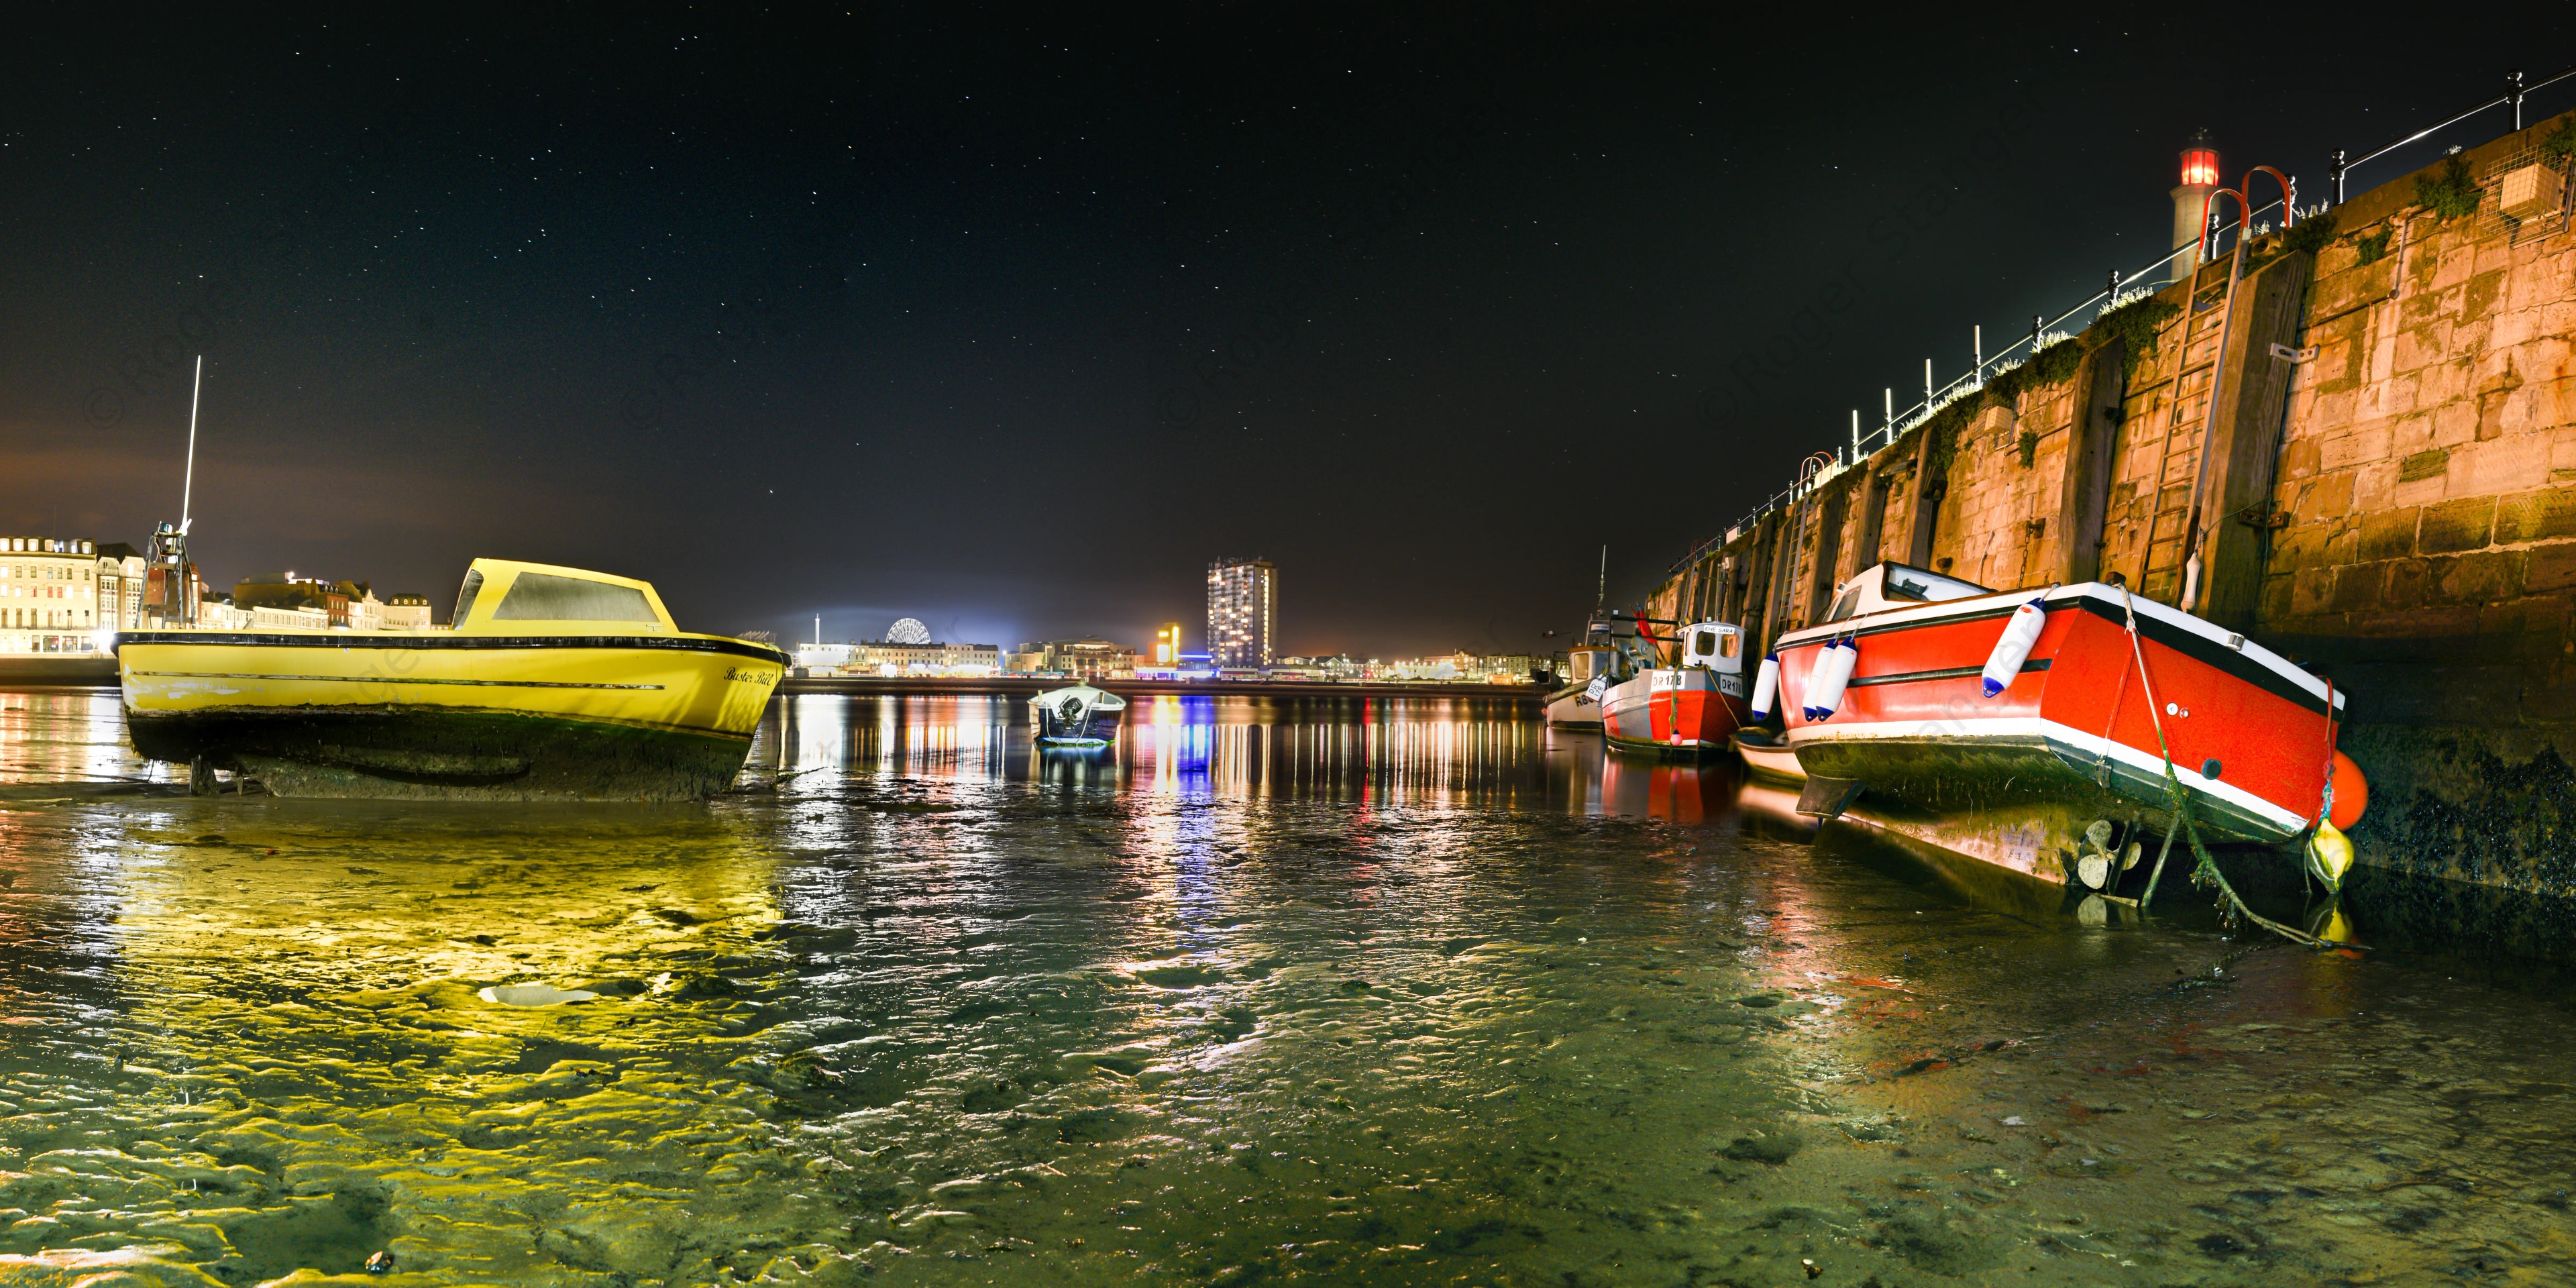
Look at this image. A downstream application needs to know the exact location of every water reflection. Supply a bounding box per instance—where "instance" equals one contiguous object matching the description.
[771,692,1663,817]
[0,687,142,786]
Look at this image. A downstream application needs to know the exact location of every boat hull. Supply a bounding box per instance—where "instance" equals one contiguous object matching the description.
[117,630,784,800]
[1731,729,1805,784]
[1601,668,1750,755]
[1031,686,1125,745]
[1775,584,2342,845]
[1543,684,1602,729]
[1034,709,1122,745]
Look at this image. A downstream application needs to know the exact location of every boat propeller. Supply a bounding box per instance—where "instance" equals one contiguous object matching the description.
[2072,820,2142,891]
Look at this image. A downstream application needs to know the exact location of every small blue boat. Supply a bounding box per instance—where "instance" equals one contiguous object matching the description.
[1030,684,1126,746]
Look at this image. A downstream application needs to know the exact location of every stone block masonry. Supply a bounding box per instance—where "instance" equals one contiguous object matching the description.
[1650,109,2576,898]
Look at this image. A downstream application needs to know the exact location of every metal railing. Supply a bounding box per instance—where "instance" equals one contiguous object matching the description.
[1672,228,2231,577]
[2330,66,2576,202]
[1666,68,2576,580]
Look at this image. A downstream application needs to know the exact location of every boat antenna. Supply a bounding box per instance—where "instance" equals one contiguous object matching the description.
[181,356,203,537]
[1595,545,1607,612]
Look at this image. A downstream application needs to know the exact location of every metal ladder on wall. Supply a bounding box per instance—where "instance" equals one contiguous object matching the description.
[2132,165,2292,607]
[2133,291,2222,601]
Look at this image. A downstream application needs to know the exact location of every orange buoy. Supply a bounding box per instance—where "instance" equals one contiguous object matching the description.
[2327,749,2367,829]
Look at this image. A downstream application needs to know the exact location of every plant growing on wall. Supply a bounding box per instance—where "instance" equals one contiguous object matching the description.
[2543,117,2576,163]
[2094,295,2183,380]
[2029,337,2086,387]
[2414,156,2481,220]
[2017,429,2040,468]
[1915,388,1985,484]
[2353,227,2394,265]
[2279,209,2339,256]
[1986,360,2031,402]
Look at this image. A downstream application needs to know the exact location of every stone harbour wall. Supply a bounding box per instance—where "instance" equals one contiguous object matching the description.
[1652,109,2576,896]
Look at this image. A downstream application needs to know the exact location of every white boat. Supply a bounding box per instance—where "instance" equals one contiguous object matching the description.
[1544,641,1617,729]
[1731,728,1805,783]
[1030,684,1126,745]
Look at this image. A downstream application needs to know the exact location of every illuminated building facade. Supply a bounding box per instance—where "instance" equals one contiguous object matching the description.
[382,595,437,629]
[97,543,146,632]
[1151,622,1183,667]
[1206,557,1275,669]
[795,638,1002,676]
[1007,637,1138,680]
[1,536,120,653]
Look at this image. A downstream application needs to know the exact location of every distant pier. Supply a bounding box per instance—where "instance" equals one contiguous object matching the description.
[782,675,1546,701]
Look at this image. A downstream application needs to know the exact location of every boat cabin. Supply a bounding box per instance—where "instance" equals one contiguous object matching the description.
[1677,621,1744,673]
[1564,644,1617,684]
[448,559,678,635]
[1817,562,1992,627]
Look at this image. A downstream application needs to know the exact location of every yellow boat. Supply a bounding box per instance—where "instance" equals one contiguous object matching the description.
[117,559,786,800]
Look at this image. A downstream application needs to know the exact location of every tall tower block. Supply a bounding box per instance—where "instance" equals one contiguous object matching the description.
[1205,558,1277,668]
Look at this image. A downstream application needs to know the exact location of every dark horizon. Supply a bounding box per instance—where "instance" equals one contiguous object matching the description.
[1,9,2547,656]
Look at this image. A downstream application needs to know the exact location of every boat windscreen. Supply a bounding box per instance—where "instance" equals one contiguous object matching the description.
[491,572,660,623]
[1880,566,1989,604]
[451,570,484,627]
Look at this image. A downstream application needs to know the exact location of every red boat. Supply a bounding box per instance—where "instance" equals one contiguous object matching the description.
[1772,563,2348,847]
[1600,620,1753,755]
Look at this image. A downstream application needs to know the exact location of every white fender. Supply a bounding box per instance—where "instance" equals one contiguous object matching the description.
[1799,643,1825,720]
[1810,639,1860,719]
[1981,597,2049,698]
[1750,654,1780,721]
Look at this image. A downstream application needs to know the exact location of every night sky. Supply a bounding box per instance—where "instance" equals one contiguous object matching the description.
[0,9,2544,656]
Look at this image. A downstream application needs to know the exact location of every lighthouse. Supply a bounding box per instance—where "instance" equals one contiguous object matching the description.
[2170,129,2220,283]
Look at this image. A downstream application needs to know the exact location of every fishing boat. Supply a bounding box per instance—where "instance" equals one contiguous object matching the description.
[1545,550,1623,730]
[1730,728,1805,783]
[1030,684,1126,745]
[117,559,786,800]
[1542,626,1621,729]
[1766,561,2359,884]
[1599,619,1752,755]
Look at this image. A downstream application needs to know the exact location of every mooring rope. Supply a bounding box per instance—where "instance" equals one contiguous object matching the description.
[2113,583,2339,950]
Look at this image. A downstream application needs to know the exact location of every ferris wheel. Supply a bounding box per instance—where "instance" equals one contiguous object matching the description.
[887,617,931,645]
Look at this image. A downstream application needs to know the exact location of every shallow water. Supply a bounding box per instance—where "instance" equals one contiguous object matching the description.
[0,687,2572,1287]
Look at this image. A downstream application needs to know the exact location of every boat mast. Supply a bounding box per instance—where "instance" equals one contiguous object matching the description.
[1595,545,1607,612]
[181,356,203,539]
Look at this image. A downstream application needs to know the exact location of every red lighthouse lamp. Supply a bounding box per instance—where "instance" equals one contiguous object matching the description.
[2180,143,2220,188]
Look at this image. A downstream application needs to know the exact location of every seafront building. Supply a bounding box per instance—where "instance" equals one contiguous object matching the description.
[233,574,392,631]
[2,538,435,653]
[795,623,1004,676]
[97,543,146,631]
[1008,637,1139,680]
[197,596,255,631]
[1,536,131,654]
[1207,557,1276,668]
[382,595,435,629]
